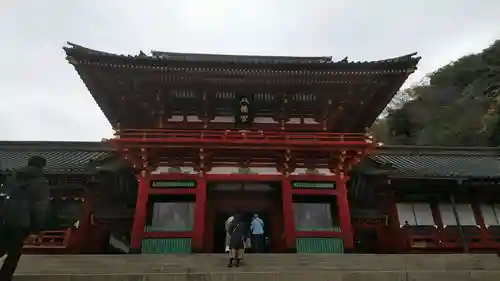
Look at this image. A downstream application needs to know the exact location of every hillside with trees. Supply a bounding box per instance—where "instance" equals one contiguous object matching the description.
[372,40,500,146]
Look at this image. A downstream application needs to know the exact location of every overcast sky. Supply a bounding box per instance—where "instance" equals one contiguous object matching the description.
[1,0,500,141]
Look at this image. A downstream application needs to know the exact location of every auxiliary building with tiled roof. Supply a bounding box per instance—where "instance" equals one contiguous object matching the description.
[0,141,114,175]
[365,146,500,180]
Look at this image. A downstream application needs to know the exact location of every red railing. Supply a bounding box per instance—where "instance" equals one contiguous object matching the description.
[402,226,500,252]
[111,129,375,149]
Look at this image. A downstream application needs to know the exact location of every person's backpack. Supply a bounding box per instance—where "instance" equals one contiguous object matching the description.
[0,182,28,221]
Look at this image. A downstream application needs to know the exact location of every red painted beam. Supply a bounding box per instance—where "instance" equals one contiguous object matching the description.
[117,128,367,136]
[142,231,192,238]
[148,188,197,195]
[109,129,375,152]
[112,140,372,152]
[292,189,337,196]
[296,231,344,238]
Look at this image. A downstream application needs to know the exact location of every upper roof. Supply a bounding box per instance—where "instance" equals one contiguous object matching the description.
[63,42,420,132]
[366,146,500,179]
[64,42,420,67]
[0,141,113,175]
[150,51,334,64]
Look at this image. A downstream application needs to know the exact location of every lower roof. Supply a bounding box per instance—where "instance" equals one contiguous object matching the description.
[0,141,499,178]
[0,141,113,175]
[367,146,500,179]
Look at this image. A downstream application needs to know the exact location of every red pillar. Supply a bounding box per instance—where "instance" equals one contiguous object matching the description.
[336,177,354,251]
[386,185,404,253]
[130,171,150,253]
[281,176,295,252]
[192,176,207,252]
[470,195,489,248]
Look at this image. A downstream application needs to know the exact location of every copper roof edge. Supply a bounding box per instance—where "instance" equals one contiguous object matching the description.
[64,42,420,65]
[0,141,113,151]
[373,145,500,156]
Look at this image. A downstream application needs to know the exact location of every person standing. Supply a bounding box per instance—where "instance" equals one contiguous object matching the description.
[227,214,246,267]
[0,156,50,281]
[224,215,235,252]
[250,213,265,253]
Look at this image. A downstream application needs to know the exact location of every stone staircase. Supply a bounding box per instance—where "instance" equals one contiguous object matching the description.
[13,254,500,280]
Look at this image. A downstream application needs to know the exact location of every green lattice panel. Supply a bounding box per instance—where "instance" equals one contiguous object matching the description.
[151,180,196,188]
[141,238,192,253]
[292,182,336,189]
[296,237,344,253]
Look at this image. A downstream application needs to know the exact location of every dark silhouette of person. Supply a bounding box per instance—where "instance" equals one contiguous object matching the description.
[227,214,247,267]
[0,156,50,281]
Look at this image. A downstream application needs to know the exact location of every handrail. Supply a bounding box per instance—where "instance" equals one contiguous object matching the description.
[118,128,369,136]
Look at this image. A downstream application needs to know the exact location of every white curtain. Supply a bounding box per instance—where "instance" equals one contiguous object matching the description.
[439,203,476,226]
[396,203,416,225]
[494,205,500,224]
[151,202,195,231]
[293,203,334,230]
[480,204,500,226]
[413,203,434,225]
[438,204,457,225]
[455,204,476,226]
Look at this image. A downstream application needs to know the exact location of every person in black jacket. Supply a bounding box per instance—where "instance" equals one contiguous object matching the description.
[227,214,247,267]
[0,156,50,281]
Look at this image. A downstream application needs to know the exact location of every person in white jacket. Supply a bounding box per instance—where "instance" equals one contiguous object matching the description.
[224,215,234,252]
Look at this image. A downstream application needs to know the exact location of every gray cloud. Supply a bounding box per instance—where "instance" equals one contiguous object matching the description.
[1,0,500,140]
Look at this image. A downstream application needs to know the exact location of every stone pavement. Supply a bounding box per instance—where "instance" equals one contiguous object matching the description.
[11,254,500,280]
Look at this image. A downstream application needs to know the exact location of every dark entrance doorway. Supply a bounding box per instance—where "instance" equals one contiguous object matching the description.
[204,181,284,253]
[213,211,271,253]
[354,227,380,253]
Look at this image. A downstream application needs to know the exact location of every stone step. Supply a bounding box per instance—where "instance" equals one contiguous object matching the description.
[12,254,500,281]
[13,271,500,281]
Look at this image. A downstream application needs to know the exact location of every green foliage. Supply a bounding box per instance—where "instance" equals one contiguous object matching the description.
[489,104,500,146]
[372,40,500,146]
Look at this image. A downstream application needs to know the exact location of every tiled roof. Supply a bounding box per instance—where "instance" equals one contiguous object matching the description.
[2,141,499,179]
[64,42,421,70]
[0,141,114,175]
[150,51,333,64]
[369,146,500,179]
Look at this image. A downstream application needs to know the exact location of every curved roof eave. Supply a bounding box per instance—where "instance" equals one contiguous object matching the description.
[64,42,420,67]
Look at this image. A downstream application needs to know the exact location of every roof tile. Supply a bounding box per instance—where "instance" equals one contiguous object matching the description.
[369,153,500,178]
[0,142,113,174]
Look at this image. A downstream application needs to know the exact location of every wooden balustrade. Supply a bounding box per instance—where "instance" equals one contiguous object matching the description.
[110,129,375,151]
[402,225,500,252]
